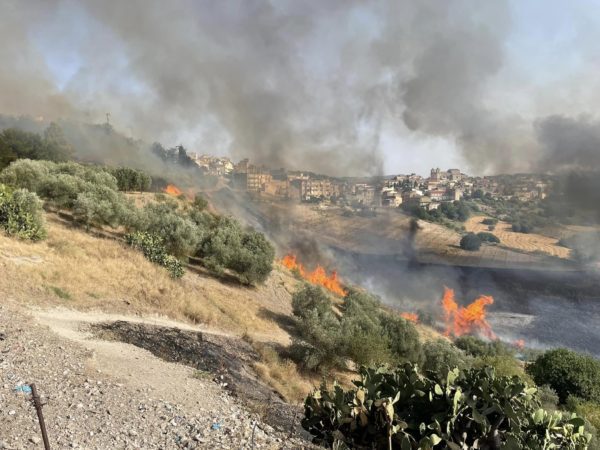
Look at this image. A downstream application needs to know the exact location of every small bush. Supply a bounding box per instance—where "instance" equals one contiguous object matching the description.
[50,286,72,300]
[110,167,151,192]
[0,185,46,240]
[481,217,498,225]
[72,185,129,229]
[473,355,532,383]
[290,285,344,371]
[421,339,470,377]
[454,335,514,358]
[459,232,481,251]
[527,348,600,404]
[192,194,208,211]
[125,231,184,278]
[512,222,534,233]
[477,231,500,243]
[380,314,423,364]
[197,217,274,285]
[139,202,201,258]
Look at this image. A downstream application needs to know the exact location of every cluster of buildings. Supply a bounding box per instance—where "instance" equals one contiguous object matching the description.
[227,161,472,209]
[184,152,549,209]
[187,153,234,176]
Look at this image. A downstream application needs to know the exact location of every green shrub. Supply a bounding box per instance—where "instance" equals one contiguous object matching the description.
[291,286,426,371]
[527,348,600,404]
[473,355,532,383]
[110,167,151,192]
[226,229,274,285]
[291,309,344,372]
[477,231,500,243]
[0,159,52,192]
[422,339,470,378]
[512,221,534,233]
[290,285,344,371]
[125,231,184,278]
[197,216,274,285]
[302,363,591,449]
[482,217,498,225]
[459,232,481,251]
[380,314,423,364]
[0,125,72,169]
[292,284,332,319]
[454,335,514,358]
[538,384,560,411]
[192,194,208,211]
[139,202,201,258]
[0,185,46,240]
[72,185,129,229]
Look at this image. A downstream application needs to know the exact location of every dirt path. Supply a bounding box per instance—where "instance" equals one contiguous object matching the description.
[0,303,313,449]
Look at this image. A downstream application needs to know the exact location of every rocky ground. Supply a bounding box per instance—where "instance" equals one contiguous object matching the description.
[0,302,316,449]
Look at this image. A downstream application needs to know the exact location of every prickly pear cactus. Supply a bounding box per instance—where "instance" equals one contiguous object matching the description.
[302,363,591,449]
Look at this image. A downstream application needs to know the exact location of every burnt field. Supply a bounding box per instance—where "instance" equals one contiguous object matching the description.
[332,249,600,357]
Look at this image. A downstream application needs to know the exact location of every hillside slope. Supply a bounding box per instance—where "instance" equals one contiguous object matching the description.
[0,214,297,344]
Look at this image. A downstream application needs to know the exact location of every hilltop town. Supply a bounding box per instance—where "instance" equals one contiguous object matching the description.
[184,152,550,211]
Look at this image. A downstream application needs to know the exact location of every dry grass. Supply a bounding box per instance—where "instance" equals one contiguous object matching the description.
[251,202,567,269]
[0,212,449,404]
[0,213,331,402]
[464,215,571,259]
[251,342,318,404]
[0,214,298,343]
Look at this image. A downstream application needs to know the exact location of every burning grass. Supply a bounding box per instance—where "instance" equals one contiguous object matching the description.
[163,183,196,200]
[281,254,347,296]
[442,286,496,339]
[400,312,419,323]
[163,184,183,196]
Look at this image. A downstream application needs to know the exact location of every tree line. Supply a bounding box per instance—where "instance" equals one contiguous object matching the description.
[0,159,274,284]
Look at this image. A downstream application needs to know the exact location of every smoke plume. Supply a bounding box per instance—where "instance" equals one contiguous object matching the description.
[1,1,600,177]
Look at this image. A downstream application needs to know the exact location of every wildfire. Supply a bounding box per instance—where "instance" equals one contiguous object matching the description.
[164,184,183,196]
[514,339,525,350]
[400,312,419,323]
[441,287,496,339]
[281,254,347,296]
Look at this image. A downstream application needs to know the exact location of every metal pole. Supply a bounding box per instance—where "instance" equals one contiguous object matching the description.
[30,384,51,450]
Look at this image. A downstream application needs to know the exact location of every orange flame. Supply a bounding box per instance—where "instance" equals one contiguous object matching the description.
[441,287,496,339]
[164,184,183,196]
[281,254,347,296]
[401,312,419,323]
[514,339,525,350]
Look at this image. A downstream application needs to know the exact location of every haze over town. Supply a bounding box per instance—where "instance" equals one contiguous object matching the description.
[3,0,600,176]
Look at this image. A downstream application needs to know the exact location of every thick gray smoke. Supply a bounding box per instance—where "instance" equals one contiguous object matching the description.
[1,0,599,176]
[536,115,600,171]
[0,0,531,175]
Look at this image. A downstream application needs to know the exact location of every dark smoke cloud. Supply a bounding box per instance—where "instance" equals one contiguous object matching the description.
[536,115,600,171]
[535,114,600,222]
[1,0,598,177]
[0,0,524,176]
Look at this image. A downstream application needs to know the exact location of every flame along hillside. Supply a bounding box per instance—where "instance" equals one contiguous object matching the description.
[163,184,197,199]
[163,184,183,196]
[441,286,496,339]
[281,254,499,341]
[281,254,348,296]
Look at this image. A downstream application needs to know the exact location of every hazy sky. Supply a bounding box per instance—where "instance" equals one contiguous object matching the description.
[2,0,600,176]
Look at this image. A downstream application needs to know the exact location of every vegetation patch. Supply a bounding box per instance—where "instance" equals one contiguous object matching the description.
[459,232,481,251]
[125,231,185,278]
[49,285,72,300]
[0,184,46,240]
[302,363,591,449]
